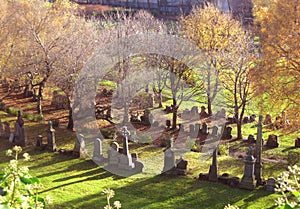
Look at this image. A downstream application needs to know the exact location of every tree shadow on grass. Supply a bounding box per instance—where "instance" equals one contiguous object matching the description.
[57,174,273,209]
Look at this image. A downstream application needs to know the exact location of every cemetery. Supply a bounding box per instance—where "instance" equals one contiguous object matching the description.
[0,0,300,209]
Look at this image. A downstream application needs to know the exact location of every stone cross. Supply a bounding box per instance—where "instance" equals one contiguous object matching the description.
[239,146,257,190]
[92,138,105,164]
[122,126,130,155]
[119,126,134,170]
[47,121,57,151]
[255,115,263,185]
[208,146,218,182]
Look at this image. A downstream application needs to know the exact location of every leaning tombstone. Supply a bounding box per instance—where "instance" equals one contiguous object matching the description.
[175,157,188,175]
[239,146,257,190]
[47,121,57,151]
[92,138,105,164]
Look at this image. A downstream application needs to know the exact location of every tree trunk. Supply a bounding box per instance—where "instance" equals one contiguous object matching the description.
[207,96,212,116]
[158,91,163,108]
[37,82,44,114]
[237,121,243,140]
[172,98,177,130]
[67,106,74,130]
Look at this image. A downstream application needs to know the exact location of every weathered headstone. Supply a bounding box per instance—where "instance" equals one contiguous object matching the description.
[222,126,232,139]
[92,138,105,164]
[153,121,159,127]
[131,153,144,173]
[255,115,263,185]
[175,157,188,175]
[162,147,175,173]
[118,126,134,170]
[36,135,43,147]
[266,134,279,148]
[47,121,57,151]
[208,147,218,182]
[243,116,249,124]
[247,134,255,143]
[263,114,272,125]
[108,142,120,166]
[239,146,257,190]
[295,137,300,148]
[265,177,276,192]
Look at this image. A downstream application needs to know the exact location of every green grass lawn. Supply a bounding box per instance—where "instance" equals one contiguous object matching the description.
[0,110,298,209]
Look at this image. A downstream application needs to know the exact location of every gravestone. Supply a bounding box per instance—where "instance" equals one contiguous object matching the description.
[247,134,255,143]
[108,142,120,166]
[208,147,218,182]
[162,140,175,173]
[265,177,276,192]
[295,137,300,148]
[47,121,57,151]
[179,124,184,132]
[191,106,198,117]
[4,121,10,138]
[131,153,144,173]
[201,122,208,135]
[249,114,256,123]
[211,126,218,136]
[73,134,85,157]
[14,111,26,147]
[195,123,200,134]
[243,116,249,124]
[118,126,134,170]
[263,114,272,125]
[92,138,105,164]
[36,135,43,147]
[266,134,279,148]
[189,124,195,135]
[222,126,232,139]
[175,157,188,175]
[239,146,257,190]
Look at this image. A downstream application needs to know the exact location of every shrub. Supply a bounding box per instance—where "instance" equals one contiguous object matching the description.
[0,146,49,209]
[275,165,300,208]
